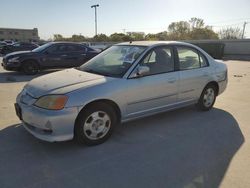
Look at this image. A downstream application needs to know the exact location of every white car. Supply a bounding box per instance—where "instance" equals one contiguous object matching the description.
[15,41,228,145]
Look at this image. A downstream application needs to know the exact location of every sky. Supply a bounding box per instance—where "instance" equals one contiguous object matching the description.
[1,0,250,40]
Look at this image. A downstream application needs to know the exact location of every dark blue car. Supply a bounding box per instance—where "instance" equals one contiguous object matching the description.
[2,42,100,75]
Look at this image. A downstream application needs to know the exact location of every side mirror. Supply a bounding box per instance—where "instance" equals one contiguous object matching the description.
[133,66,150,78]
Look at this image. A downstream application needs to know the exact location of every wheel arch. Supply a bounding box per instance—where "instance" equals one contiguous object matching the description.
[74,99,122,134]
[204,81,219,96]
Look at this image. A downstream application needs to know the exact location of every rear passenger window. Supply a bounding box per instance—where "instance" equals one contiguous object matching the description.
[177,47,200,70]
[78,45,87,52]
[67,45,87,53]
[66,45,77,52]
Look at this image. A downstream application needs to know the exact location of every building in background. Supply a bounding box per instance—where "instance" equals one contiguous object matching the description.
[0,28,39,42]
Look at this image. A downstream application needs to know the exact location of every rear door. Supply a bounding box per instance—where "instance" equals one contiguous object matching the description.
[175,46,211,102]
[65,44,88,67]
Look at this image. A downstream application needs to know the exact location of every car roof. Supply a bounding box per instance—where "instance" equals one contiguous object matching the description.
[116,41,193,47]
[116,41,213,60]
[50,41,89,45]
[47,41,97,51]
[51,41,83,45]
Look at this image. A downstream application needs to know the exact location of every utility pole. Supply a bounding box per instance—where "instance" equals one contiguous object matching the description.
[91,4,99,36]
[242,22,247,39]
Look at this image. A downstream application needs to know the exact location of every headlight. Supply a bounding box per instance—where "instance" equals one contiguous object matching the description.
[8,57,20,63]
[34,95,68,110]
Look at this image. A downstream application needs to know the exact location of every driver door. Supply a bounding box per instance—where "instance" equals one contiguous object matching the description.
[125,46,179,119]
[42,44,71,68]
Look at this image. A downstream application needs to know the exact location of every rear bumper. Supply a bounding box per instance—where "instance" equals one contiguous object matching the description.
[218,79,228,95]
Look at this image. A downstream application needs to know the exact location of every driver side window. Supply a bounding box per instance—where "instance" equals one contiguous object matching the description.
[140,46,174,76]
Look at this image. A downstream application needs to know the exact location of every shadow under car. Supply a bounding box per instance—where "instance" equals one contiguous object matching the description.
[0,107,244,188]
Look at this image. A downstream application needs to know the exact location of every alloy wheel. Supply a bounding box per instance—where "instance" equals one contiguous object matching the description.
[203,88,215,108]
[83,111,111,140]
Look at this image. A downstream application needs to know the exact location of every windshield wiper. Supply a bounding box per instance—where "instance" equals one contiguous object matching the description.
[76,67,119,78]
[83,68,104,76]
[84,68,118,77]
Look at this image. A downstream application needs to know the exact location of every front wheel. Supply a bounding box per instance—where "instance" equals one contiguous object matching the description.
[197,85,217,111]
[74,102,117,146]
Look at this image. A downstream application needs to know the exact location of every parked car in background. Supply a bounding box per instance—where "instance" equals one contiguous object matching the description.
[2,42,100,75]
[36,41,48,46]
[81,42,113,51]
[0,41,7,47]
[0,42,39,55]
[14,41,228,145]
[4,40,14,45]
[0,41,7,53]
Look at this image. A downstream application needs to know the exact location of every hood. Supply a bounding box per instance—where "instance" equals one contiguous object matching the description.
[5,50,33,58]
[24,68,110,98]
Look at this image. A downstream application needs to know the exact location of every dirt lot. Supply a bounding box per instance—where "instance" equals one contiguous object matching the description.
[0,59,249,188]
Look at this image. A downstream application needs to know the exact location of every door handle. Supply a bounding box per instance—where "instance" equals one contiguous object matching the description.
[61,54,68,57]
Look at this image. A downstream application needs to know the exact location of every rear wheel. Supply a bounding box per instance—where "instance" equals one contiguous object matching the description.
[197,84,217,111]
[22,61,39,75]
[74,102,117,146]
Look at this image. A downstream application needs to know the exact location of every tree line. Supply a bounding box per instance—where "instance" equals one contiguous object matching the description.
[53,18,243,42]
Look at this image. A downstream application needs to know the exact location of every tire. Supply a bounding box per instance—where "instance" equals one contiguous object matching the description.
[22,61,39,75]
[197,84,217,111]
[74,102,117,146]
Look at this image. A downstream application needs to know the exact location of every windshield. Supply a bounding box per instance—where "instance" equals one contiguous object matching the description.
[79,45,146,78]
[32,42,52,52]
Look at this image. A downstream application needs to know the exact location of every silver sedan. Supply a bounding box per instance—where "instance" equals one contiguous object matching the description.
[15,41,228,145]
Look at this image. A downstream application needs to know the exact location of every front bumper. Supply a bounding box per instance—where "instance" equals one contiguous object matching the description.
[16,100,80,142]
[2,58,21,71]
